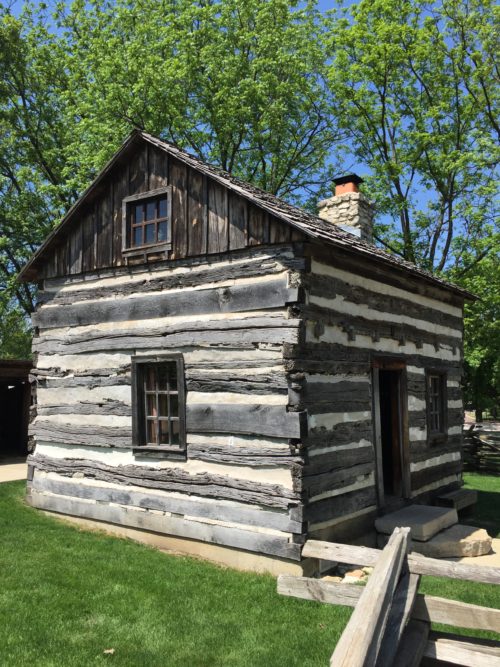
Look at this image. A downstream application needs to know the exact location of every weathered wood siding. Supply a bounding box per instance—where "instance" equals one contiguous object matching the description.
[38,143,305,280]
[28,246,307,560]
[288,249,464,539]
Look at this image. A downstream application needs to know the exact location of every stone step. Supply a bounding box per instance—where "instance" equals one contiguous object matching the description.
[375,505,458,542]
[377,524,492,558]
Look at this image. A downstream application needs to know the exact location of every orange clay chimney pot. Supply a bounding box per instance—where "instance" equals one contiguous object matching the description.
[335,181,359,196]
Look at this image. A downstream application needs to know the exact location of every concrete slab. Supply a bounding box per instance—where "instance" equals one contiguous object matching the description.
[375,505,458,542]
[0,462,27,482]
[408,524,492,559]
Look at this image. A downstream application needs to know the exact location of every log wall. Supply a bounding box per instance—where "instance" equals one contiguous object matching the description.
[288,250,464,539]
[28,246,307,561]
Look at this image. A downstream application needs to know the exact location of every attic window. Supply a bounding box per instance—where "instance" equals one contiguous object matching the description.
[122,186,172,256]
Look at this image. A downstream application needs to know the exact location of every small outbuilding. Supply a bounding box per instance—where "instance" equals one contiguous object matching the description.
[0,359,31,460]
[20,131,472,573]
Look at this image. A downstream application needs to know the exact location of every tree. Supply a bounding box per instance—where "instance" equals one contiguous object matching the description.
[324,0,499,273]
[0,0,340,358]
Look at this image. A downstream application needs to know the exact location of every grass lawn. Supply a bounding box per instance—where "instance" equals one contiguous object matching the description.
[0,481,350,667]
[1,475,499,666]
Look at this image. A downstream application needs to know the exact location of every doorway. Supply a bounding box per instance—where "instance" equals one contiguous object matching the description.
[372,361,409,507]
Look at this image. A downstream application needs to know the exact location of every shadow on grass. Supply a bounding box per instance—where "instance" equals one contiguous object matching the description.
[469,490,500,537]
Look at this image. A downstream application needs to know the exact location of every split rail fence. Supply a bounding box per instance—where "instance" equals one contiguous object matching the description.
[278,527,500,667]
[463,426,500,475]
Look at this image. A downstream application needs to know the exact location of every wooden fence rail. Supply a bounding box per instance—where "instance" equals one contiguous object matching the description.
[277,530,500,667]
[463,426,500,475]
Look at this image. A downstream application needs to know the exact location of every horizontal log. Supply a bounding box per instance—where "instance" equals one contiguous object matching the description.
[29,454,300,509]
[187,443,302,467]
[305,486,377,523]
[185,371,289,395]
[42,244,304,288]
[304,420,373,449]
[33,277,300,329]
[39,257,299,305]
[34,326,299,355]
[299,303,461,355]
[295,380,371,412]
[284,342,463,368]
[302,461,373,498]
[38,375,131,389]
[31,422,132,448]
[411,461,462,490]
[305,272,463,332]
[32,475,303,533]
[277,577,500,633]
[28,489,301,560]
[302,540,500,585]
[304,445,375,476]
[37,401,131,416]
[186,404,306,439]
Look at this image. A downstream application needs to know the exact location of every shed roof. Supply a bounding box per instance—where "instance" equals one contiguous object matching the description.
[19,130,474,300]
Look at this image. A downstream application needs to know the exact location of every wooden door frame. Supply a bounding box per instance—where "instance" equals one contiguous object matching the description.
[372,358,410,507]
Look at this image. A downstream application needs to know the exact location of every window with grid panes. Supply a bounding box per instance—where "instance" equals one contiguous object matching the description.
[122,186,172,255]
[426,371,447,444]
[132,355,185,452]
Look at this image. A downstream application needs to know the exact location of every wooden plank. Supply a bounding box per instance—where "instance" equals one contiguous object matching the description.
[305,486,377,524]
[32,475,303,533]
[113,165,128,265]
[128,145,148,194]
[248,204,269,246]
[28,490,301,560]
[329,527,410,667]
[149,145,169,190]
[423,634,500,666]
[277,577,500,633]
[304,540,500,585]
[186,404,306,439]
[31,422,132,448]
[81,208,95,273]
[170,158,188,258]
[33,277,300,329]
[187,169,207,256]
[229,191,247,250]
[269,218,292,244]
[96,184,113,268]
[207,179,228,254]
[392,619,430,667]
[376,573,421,667]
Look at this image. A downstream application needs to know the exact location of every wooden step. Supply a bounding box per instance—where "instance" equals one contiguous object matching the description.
[436,488,477,512]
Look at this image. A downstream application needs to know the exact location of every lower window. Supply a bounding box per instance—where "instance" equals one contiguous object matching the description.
[132,355,186,452]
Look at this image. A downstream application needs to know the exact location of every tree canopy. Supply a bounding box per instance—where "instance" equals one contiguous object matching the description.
[0,0,498,414]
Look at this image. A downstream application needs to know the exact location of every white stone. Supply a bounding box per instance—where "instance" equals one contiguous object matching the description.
[410,525,492,558]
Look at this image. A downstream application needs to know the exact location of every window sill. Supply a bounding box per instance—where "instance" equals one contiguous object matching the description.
[122,242,172,258]
[132,446,187,461]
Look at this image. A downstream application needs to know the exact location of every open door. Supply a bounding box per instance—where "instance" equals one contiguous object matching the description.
[372,360,410,507]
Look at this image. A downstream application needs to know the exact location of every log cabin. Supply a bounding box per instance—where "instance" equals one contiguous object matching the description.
[19,131,473,574]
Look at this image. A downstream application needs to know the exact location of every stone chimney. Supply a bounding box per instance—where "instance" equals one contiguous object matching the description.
[317,174,374,243]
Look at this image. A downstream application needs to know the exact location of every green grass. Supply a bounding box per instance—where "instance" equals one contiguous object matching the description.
[1,475,499,666]
[0,481,350,667]
[463,472,500,537]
